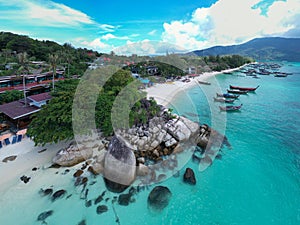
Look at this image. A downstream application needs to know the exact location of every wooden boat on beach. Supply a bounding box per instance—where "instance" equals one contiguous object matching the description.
[198,80,211,85]
[227,89,248,94]
[229,85,259,92]
[213,97,235,103]
[216,93,239,99]
[219,104,243,112]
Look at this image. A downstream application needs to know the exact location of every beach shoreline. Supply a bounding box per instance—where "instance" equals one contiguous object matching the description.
[146,66,244,106]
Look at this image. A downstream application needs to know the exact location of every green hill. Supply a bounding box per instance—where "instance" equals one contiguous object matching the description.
[191,37,300,61]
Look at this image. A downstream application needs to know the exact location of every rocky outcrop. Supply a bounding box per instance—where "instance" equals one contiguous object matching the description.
[103,136,136,193]
[194,124,231,171]
[52,135,106,167]
[147,186,172,212]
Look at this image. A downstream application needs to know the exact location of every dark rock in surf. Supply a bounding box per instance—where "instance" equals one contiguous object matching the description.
[96,205,108,214]
[37,210,53,221]
[183,168,196,185]
[94,195,103,205]
[85,200,92,207]
[118,193,132,206]
[73,170,84,177]
[20,175,31,184]
[39,188,53,196]
[52,189,66,201]
[77,219,86,225]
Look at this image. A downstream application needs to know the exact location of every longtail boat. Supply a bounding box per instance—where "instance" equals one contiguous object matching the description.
[227,89,248,94]
[274,72,288,77]
[198,80,211,85]
[213,97,235,103]
[229,85,260,92]
[217,93,239,99]
[219,104,243,112]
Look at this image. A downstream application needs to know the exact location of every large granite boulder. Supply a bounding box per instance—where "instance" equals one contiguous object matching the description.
[52,144,93,167]
[166,117,199,142]
[147,186,172,212]
[104,136,136,193]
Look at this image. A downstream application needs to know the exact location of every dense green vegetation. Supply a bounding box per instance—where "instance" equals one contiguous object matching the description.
[0,32,100,76]
[203,54,252,71]
[0,90,24,104]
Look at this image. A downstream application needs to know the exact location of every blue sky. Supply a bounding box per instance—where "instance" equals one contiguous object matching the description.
[0,0,299,54]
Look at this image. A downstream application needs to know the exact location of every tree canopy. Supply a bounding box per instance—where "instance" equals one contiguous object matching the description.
[27,68,159,145]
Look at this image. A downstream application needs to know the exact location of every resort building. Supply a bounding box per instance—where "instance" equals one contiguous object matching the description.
[0,92,52,130]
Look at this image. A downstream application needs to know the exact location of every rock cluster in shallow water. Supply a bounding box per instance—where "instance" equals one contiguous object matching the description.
[51,103,230,192]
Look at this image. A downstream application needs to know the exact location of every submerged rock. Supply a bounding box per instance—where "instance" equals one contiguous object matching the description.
[104,136,136,193]
[96,205,108,214]
[39,188,53,197]
[52,189,66,201]
[118,193,131,206]
[73,170,84,177]
[94,195,103,205]
[37,210,53,221]
[77,219,86,225]
[147,186,172,212]
[85,200,92,207]
[183,168,196,185]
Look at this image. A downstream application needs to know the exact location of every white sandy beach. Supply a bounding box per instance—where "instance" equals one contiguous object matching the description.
[0,138,71,192]
[146,67,243,106]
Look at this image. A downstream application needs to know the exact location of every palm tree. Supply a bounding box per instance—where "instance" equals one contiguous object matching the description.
[17,52,29,106]
[2,48,11,65]
[49,53,59,90]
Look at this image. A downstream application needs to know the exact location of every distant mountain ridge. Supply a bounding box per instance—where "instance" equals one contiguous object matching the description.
[191,37,300,61]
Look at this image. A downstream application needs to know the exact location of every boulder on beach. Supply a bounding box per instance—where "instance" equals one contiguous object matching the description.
[103,136,136,193]
[147,186,172,212]
[52,144,93,167]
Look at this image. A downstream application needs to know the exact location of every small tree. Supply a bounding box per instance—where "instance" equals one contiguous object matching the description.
[17,52,29,106]
[49,53,59,90]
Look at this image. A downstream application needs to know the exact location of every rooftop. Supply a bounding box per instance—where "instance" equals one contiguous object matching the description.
[27,92,51,103]
[0,100,40,120]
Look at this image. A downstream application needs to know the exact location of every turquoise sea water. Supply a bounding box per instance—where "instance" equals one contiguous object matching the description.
[0,62,299,225]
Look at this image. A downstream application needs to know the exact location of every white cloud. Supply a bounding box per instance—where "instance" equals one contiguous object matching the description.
[162,0,300,50]
[101,33,129,40]
[148,30,157,36]
[0,0,115,32]
[74,38,113,53]
[113,40,186,56]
